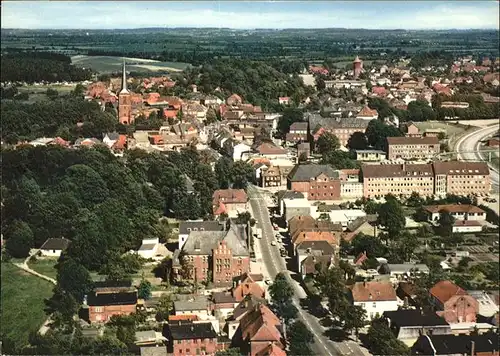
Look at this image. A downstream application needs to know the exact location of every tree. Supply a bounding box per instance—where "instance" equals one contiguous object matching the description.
[137,278,152,300]
[108,314,136,346]
[235,211,252,225]
[365,317,409,355]
[277,108,304,138]
[155,294,173,322]
[406,192,424,208]
[438,210,455,237]
[56,258,93,303]
[215,348,242,356]
[351,233,387,257]
[268,272,297,322]
[5,220,34,258]
[343,305,366,337]
[347,131,369,150]
[205,107,218,124]
[378,198,406,238]
[44,286,78,333]
[365,119,403,150]
[287,320,314,355]
[316,131,340,154]
[362,257,380,270]
[230,161,254,189]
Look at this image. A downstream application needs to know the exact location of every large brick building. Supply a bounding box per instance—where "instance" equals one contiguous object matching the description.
[172,221,250,287]
[361,161,491,198]
[165,321,221,356]
[87,282,138,323]
[308,114,370,147]
[287,164,341,201]
[387,136,440,160]
[118,61,132,125]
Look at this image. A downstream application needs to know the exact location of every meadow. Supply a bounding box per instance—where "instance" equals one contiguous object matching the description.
[71,55,189,73]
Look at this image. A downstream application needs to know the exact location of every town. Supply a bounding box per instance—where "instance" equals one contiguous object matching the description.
[1,3,500,356]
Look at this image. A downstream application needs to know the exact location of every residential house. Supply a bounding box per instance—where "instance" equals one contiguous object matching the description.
[297,142,311,159]
[227,295,268,340]
[227,94,243,106]
[356,106,378,120]
[361,163,435,198]
[341,215,378,242]
[296,240,337,279]
[74,138,102,147]
[411,333,499,356]
[232,273,266,302]
[174,298,211,321]
[453,220,483,233]
[281,196,311,221]
[233,142,252,161]
[308,113,369,147]
[260,166,284,188]
[135,330,167,347]
[211,292,239,320]
[441,102,470,109]
[172,222,250,287]
[380,263,430,281]
[278,97,290,105]
[429,280,479,324]
[178,221,226,250]
[287,164,341,201]
[137,238,168,260]
[165,321,219,356]
[337,169,363,200]
[39,238,71,257]
[383,309,451,345]
[355,149,387,162]
[349,281,399,320]
[423,205,486,223]
[387,136,440,161]
[467,291,499,318]
[212,189,248,217]
[236,304,285,356]
[400,122,421,137]
[292,230,339,250]
[140,346,168,356]
[285,122,309,145]
[87,290,138,323]
[254,143,288,159]
[433,161,491,197]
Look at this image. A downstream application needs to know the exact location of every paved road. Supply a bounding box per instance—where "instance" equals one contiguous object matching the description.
[247,185,370,356]
[455,125,500,192]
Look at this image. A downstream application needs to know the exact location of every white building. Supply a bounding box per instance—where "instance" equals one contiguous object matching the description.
[340,181,364,200]
[350,281,399,321]
[137,238,160,259]
[39,238,71,257]
[424,205,487,222]
[452,220,483,234]
[232,142,252,161]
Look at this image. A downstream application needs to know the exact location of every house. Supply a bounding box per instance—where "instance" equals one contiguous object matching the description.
[285,122,308,145]
[172,222,250,287]
[227,94,243,106]
[355,149,387,162]
[383,309,451,345]
[103,132,120,148]
[232,273,266,302]
[432,161,491,197]
[423,205,486,223]
[87,290,138,323]
[453,220,483,233]
[341,215,378,242]
[74,138,102,147]
[411,332,499,356]
[233,142,252,161]
[173,298,211,321]
[429,280,479,324]
[212,189,248,217]
[380,263,430,280]
[178,221,226,250]
[260,166,283,188]
[39,238,71,257]
[135,330,167,347]
[236,304,285,356]
[137,238,165,260]
[297,142,311,159]
[254,143,288,159]
[296,240,337,279]
[467,290,499,318]
[356,106,378,120]
[281,196,310,221]
[227,294,268,339]
[349,281,398,320]
[165,321,219,356]
[287,164,341,201]
[211,292,239,320]
[140,346,168,356]
[387,136,440,161]
[278,97,290,105]
[400,122,421,137]
[308,114,369,147]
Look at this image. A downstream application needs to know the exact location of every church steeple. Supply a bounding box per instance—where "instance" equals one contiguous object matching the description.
[120,59,129,94]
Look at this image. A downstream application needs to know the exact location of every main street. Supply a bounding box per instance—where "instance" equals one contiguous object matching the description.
[247,184,370,356]
[455,124,500,193]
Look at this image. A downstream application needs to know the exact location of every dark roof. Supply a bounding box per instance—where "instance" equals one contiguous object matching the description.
[93,280,132,289]
[296,240,336,255]
[387,136,439,145]
[383,309,449,327]
[415,333,499,355]
[212,292,237,304]
[289,122,309,131]
[277,190,305,200]
[178,220,225,235]
[432,161,490,176]
[87,291,137,306]
[361,163,433,179]
[166,321,217,340]
[40,238,71,251]
[288,164,338,182]
[307,113,370,131]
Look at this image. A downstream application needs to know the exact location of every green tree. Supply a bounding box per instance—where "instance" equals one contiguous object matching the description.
[155,294,173,322]
[108,314,136,346]
[365,317,409,355]
[406,192,424,208]
[277,108,304,138]
[5,220,34,258]
[205,107,218,124]
[347,131,369,150]
[378,198,406,238]
[343,305,367,337]
[438,210,455,237]
[231,160,254,189]
[56,258,93,303]
[268,272,297,322]
[137,278,152,300]
[44,286,78,333]
[287,320,314,355]
[215,348,242,356]
[316,131,340,154]
[365,119,403,150]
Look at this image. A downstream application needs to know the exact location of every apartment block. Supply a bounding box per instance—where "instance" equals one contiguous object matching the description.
[433,161,491,197]
[387,136,440,160]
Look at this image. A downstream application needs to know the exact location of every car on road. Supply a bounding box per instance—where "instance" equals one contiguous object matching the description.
[271,241,277,246]
[275,233,281,238]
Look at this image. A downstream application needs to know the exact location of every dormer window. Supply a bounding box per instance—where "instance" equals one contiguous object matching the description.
[187,228,191,232]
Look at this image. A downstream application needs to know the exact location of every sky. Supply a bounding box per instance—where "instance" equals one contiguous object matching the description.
[1,1,499,30]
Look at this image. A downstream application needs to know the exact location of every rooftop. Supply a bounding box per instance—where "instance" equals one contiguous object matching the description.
[383,309,449,327]
[423,204,486,214]
[430,280,467,305]
[288,164,338,182]
[166,321,217,340]
[387,136,439,145]
[361,163,433,179]
[351,281,397,302]
[40,237,71,251]
[87,291,137,306]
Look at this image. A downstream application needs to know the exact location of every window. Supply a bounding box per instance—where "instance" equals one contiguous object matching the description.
[94,307,103,313]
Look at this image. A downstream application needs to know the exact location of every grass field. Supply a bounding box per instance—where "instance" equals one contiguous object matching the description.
[71,55,190,73]
[27,258,58,280]
[1,262,54,351]
[413,121,468,138]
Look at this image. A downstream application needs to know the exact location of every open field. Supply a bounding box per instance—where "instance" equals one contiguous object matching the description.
[71,55,189,73]
[19,84,77,93]
[27,258,58,280]
[1,262,54,352]
[413,121,469,138]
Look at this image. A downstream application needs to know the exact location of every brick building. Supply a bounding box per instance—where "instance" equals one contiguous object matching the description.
[361,163,435,198]
[172,222,250,287]
[118,61,133,125]
[87,289,138,323]
[260,166,283,188]
[308,114,370,147]
[433,161,491,197]
[212,189,248,217]
[387,136,440,160]
[285,122,309,145]
[165,321,220,356]
[287,164,341,200]
[430,281,479,324]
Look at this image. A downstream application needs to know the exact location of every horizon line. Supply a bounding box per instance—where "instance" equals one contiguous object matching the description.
[2,27,499,31]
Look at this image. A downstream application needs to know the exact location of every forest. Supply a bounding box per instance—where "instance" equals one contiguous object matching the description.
[1,52,92,83]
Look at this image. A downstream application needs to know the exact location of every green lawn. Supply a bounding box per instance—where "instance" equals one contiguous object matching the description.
[27,258,58,280]
[1,262,54,352]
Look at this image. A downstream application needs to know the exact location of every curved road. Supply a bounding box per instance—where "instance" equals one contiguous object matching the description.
[455,124,499,192]
[247,184,370,356]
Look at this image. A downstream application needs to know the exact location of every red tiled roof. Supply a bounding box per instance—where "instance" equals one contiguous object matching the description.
[256,143,288,155]
[423,204,485,214]
[168,314,199,321]
[212,189,247,205]
[430,280,467,305]
[112,134,127,150]
[240,304,282,343]
[351,281,397,302]
[357,106,378,117]
[233,282,265,302]
[255,343,286,356]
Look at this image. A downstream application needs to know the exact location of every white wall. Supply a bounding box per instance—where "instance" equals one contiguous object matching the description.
[39,249,63,257]
[452,225,483,233]
[354,300,399,321]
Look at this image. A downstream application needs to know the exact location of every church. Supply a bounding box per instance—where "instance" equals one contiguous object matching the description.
[118,61,132,125]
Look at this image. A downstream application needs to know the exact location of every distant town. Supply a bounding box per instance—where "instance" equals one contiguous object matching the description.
[1,21,499,356]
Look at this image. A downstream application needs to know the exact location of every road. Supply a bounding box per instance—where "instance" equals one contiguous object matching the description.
[247,185,370,356]
[455,124,499,192]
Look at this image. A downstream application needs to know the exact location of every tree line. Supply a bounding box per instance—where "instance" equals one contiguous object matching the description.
[1,52,92,83]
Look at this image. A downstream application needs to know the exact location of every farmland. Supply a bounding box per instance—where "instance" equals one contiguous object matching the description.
[1,262,54,352]
[71,55,190,73]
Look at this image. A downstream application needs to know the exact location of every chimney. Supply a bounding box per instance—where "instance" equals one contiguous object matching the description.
[471,341,475,356]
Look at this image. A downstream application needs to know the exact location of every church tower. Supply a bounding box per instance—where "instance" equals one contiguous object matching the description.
[353,56,363,79]
[118,60,132,125]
